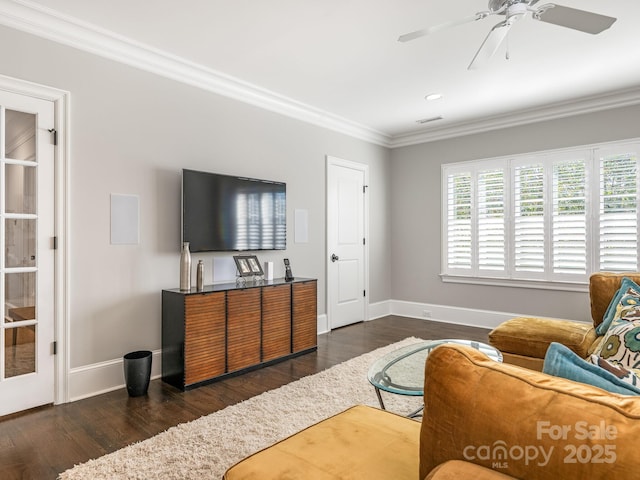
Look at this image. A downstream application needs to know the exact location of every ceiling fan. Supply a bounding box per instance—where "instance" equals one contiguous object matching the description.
[398,0,617,70]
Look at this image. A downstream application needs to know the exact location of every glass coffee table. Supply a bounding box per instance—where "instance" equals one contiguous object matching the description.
[367,339,502,417]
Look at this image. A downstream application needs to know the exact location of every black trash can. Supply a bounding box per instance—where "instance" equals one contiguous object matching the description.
[123,350,152,397]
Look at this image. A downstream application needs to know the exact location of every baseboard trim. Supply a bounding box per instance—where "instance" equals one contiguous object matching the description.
[68,303,565,402]
[317,314,329,335]
[368,299,561,330]
[68,350,163,402]
[368,300,392,320]
[388,300,516,330]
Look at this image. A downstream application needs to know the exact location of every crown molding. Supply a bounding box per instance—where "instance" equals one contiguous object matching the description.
[389,86,640,148]
[0,0,392,147]
[1,0,639,150]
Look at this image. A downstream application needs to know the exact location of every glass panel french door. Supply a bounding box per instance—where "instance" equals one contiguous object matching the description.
[0,91,55,416]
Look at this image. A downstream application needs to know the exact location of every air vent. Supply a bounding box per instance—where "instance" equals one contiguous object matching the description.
[416,116,443,124]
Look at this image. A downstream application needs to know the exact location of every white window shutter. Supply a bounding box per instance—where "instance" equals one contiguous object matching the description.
[599,150,638,271]
[514,164,545,273]
[552,158,587,275]
[446,172,472,270]
[477,169,505,271]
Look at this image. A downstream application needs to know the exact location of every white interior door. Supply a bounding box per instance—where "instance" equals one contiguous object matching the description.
[0,90,55,416]
[327,156,368,329]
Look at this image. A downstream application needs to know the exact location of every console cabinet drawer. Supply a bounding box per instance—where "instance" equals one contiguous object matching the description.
[262,284,292,362]
[293,281,317,353]
[227,288,262,372]
[184,292,226,385]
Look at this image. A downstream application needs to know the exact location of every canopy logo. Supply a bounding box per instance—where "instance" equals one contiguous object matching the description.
[463,441,553,468]
[463,420,618,469]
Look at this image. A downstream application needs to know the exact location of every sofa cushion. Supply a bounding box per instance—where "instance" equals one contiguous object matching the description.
[596,277,640,335]
[425,460,517,480]
[543,342,640,395]
[223,405,420,480]
[421,344,640,480]
[489,316,595,359]
[499,351,545,371]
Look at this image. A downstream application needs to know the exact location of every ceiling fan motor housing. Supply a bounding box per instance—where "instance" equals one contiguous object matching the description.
[489,0,508,12]
[489,0,531,13]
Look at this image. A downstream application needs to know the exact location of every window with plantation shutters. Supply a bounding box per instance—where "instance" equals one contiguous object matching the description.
[442,140,640,288]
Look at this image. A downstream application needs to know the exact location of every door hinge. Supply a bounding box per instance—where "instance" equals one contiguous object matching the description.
[363,238,366,245]
[53,341,57,355]
[48,128,58,146]
[363,290,366,297]
[53,236,58,250]
[363,185,369,194]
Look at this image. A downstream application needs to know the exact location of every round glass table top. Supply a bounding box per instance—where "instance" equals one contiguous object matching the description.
[367,339,503,396]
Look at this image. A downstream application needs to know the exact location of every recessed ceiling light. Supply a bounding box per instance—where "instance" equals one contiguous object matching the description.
[425,93,443,101]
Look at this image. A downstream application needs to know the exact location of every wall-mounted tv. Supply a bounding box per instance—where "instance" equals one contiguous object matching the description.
[182,169,286,252]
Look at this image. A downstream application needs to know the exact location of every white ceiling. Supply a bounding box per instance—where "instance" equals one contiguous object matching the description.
[7,0,640,146]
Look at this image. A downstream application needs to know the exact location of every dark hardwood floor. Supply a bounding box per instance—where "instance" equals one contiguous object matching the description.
[0,316,489,479]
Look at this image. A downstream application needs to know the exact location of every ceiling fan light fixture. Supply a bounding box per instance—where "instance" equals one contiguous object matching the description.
[399,0,618,71]
[507,3,528,18]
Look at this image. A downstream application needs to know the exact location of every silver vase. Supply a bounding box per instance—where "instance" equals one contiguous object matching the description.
[180,242,191,291]
[196,260,204,291]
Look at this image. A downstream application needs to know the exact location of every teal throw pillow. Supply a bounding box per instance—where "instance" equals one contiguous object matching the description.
[543,342,640,396]
[596,277,640,335]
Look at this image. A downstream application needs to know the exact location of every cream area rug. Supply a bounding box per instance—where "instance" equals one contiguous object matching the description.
[59,337,425,480]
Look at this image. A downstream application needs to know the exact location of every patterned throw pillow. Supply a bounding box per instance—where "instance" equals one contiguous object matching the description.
[590,316,640,389]
[590,356,640,389]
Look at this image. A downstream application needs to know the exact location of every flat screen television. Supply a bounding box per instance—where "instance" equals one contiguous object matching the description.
[182,169,286,252]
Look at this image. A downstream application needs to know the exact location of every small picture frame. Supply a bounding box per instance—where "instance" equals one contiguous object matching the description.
[234,255,263,277]
[247,256,264,275]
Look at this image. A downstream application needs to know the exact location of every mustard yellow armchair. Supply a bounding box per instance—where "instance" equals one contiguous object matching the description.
[489,272,640,370]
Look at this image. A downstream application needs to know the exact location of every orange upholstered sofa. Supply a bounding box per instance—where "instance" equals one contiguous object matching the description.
[224,343,640,479]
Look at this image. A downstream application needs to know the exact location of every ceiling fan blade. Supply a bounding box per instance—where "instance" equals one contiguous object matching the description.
[534,4,616,34]
[398,12,488,43]
[397,28,430,43]
[468,21,512,70]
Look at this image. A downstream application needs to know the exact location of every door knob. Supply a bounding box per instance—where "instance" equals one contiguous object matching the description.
[331,254,339,262]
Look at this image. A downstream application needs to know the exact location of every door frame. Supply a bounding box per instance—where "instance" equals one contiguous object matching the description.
[0,74,70,406]
[326,155,369,329]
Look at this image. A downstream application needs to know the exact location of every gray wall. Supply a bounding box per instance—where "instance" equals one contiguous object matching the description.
[390,104,640,322]
[0,25,391,368]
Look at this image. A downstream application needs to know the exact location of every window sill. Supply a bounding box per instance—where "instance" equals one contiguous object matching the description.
[440,274,589,293]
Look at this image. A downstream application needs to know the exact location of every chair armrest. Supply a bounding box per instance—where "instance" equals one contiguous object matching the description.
[489,317,596,360]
